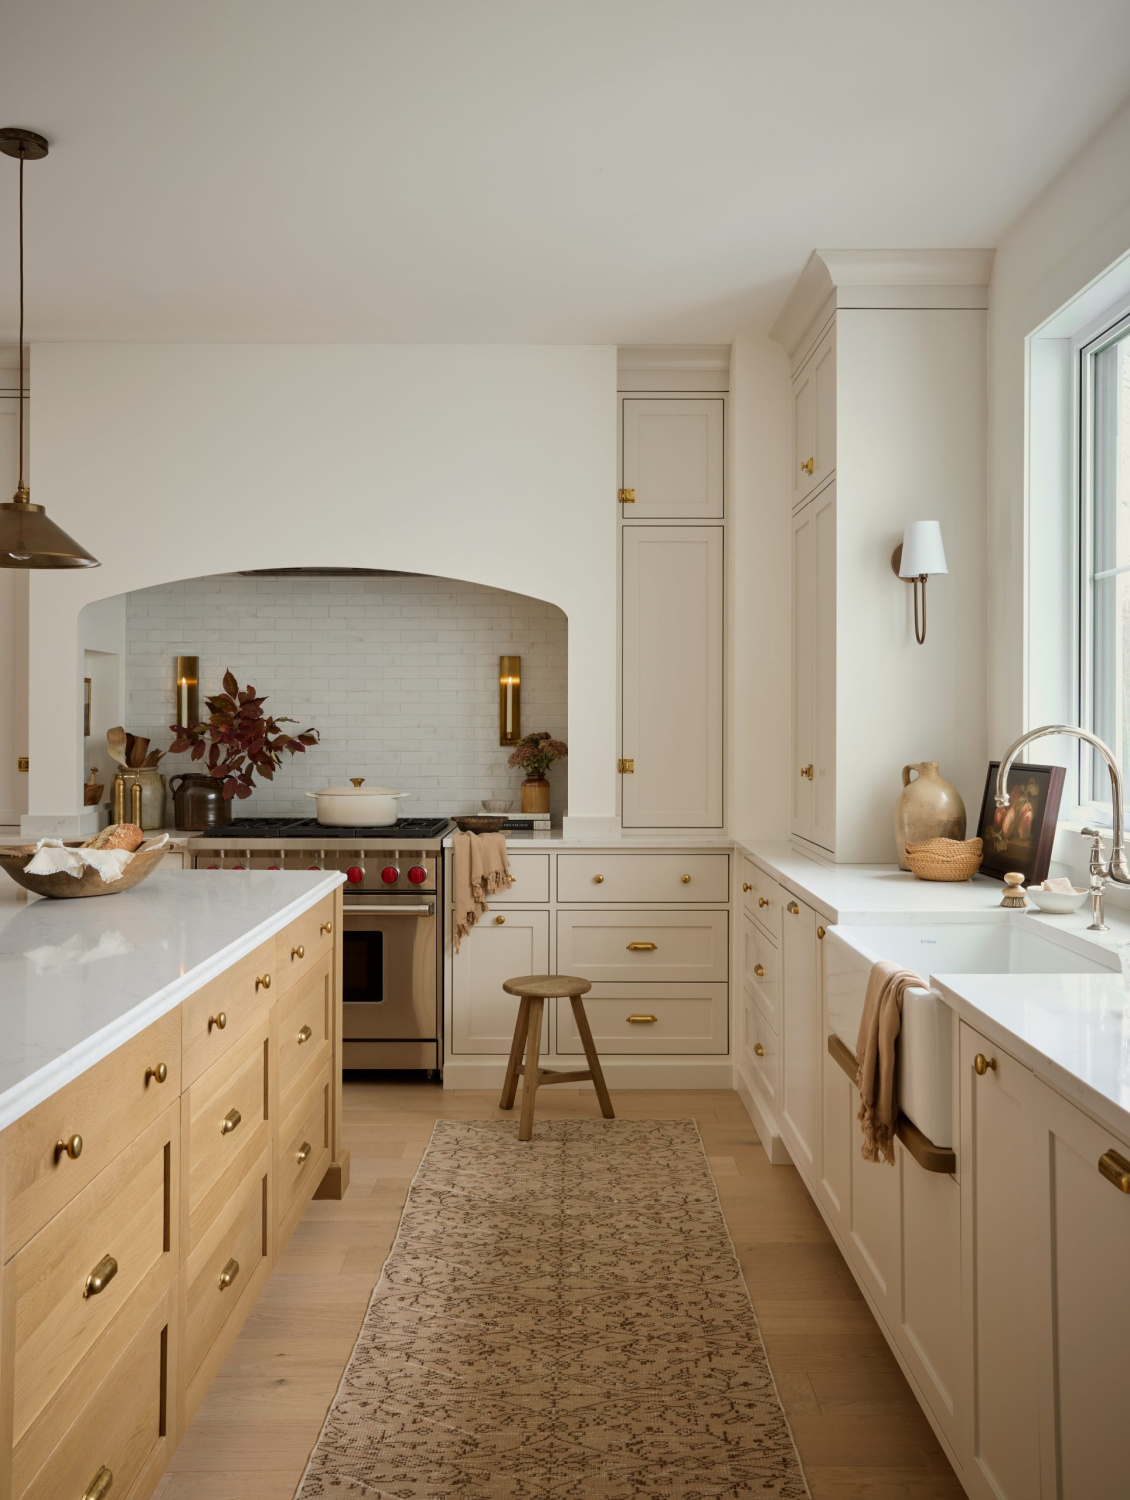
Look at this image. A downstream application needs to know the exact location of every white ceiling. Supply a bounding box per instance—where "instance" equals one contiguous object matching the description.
[3,0,1130,344]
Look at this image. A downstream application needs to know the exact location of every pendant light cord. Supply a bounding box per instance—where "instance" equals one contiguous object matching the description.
[16,148,24,494]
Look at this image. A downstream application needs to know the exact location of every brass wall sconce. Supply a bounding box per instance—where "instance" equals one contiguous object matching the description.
[175,656,200,728]
[891,521,947,645]
[499,656,521,746]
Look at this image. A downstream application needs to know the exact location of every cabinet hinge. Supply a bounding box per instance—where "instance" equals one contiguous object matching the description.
[618,758,635,774]
[618,488,635,504]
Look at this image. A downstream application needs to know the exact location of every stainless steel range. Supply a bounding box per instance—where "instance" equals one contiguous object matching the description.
[187,817,450,1072]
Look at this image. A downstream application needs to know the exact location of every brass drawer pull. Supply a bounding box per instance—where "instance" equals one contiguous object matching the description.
[297,1024,313,1045]
[83,1466,114,1500]
[221,1108,242,1136]
[208,1011,227,1032]
[291,944,305,961]
[742,882,752,892]
[754,964,765,977]
[494,915,506,924]
[786,902,800,915]
[626,941,657,951]
[1098,1148,1130,1193]
[320,920,333,935]
[83,1253,118,1299]
[626,1014,657,1024]
[145,1062,167,1085]
[218,1257,240,1291]
[296,1140,312,1163]
[681,874,691,884]
[758,897,769,908]
[973,1053,997,1076]
[54,1133,83,1163]
[256,973,272,992]
[593,873,604,884]
[754,1042,765,1057]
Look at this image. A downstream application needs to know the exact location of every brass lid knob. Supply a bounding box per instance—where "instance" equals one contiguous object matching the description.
[350,777,365,787]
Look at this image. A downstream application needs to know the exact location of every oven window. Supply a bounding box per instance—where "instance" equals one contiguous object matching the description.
[343,929,383,1004]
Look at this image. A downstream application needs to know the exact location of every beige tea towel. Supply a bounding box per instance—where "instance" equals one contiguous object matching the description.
[856,959,925,1164]
[452,830,513,950]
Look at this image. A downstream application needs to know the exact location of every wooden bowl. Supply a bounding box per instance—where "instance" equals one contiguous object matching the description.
[83,783,105,806]
[0,844,168,899]
[452,816,506,833]
[904,836,983,882]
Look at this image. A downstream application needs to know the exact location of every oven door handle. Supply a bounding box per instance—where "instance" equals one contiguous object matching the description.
[344,903,435,916]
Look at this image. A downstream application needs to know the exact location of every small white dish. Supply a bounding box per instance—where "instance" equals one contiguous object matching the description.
[1025,886,1088,914]
[481,799,514,814]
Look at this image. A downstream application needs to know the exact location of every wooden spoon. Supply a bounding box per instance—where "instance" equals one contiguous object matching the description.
[106,726,129,767]
[126,734,150,767]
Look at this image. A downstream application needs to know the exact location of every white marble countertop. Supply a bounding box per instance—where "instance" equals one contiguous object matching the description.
[0,867,344,1131]
[448,830,735,851]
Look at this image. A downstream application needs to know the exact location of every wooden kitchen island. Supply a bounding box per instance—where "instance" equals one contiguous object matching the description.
[0,867,346,1500]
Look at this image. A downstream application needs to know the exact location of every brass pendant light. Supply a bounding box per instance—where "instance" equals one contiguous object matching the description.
[0,127,98,568]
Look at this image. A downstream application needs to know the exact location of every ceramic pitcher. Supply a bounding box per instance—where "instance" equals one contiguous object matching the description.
[894,762,966,871]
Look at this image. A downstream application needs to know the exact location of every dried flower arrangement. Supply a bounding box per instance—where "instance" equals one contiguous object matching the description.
[170,670,319,800]
[507,731,568,779]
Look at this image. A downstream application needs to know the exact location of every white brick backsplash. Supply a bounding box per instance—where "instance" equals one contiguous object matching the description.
[125,574,568,820]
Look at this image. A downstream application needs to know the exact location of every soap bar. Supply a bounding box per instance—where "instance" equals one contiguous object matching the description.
[1041,877,1075,893]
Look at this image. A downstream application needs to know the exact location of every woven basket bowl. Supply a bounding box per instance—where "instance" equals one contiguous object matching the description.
[0,844,167,899]
[905,836,983,882]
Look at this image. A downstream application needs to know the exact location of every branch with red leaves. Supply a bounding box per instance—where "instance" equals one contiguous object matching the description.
[169,670,320,800]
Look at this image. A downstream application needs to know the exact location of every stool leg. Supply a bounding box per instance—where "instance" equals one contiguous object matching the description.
[518,996,544,1141]
[499,997,530,1111]
[570,995,615,1119]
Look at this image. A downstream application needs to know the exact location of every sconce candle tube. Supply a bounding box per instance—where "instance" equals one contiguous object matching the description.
[174,655,200,727]
[499,656,521,746]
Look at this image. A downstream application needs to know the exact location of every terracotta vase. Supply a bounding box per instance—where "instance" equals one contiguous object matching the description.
[520,775,551,815]
[894,762,966,871]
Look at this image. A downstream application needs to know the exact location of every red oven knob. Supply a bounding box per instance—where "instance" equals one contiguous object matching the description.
[307,865,321,871]
[407,866,427,884]
[381,866,399,885]
[347,866,365,884]
[268,865,280,871]
[232,865,245,870]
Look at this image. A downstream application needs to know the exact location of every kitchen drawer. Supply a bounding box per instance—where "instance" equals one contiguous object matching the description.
[741,859,784,945]
[743,998,779,1112]
[182,936,274,1085]
[184,1019,269,1245]
[274,893,336,996]
[184,1144,270,1390]
[3,1009,180,1260]
[11,1105,177,1449]
[14,1287,174,1500]
[489,852,550,904]
[556,983,728,1055]
[742,914,779,1030]
[557,853,729,904]
[556,909,728,983]
[277,1064,331,1242]
[276,955,332,1111]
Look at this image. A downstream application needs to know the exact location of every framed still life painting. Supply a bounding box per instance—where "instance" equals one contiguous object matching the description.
[975,761,1065,885]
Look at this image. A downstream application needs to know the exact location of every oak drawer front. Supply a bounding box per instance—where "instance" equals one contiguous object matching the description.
[488,853,550,904]
[16,1289,172,1500]
[182,936,274,1085]
[12,1106,176,1447]
[556,909,728,982]
[743,999,779,1110]
[742,914,779,1029]
[3,1009,180,1260]
[742,861,784,944]
[185,1148,269,1385]
[185,1021,269,1238]
[557,853,729,904]
[277,955,332,1109]
[278,1066,331,1231]
[274,894,336,995]
[556,983,728,1055]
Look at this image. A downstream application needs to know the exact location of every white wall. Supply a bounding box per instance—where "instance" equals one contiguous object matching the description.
[124,572,568,820]
[26,344,616,835]
[0,347,29,825]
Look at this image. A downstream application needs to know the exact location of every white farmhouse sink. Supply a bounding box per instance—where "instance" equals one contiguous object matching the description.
[824,918,1118,1149]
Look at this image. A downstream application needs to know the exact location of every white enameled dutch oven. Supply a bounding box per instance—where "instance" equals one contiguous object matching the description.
[305,779,412,826]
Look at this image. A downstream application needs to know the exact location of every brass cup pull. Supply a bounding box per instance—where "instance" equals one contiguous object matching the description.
[742,882,752,892]
[208,1011,227,1033]
[681,874,691,884]
[291,944,305,961]
[593,873,604,884]
[83,1253,118,1299]
[494,915,506,924]
[786,902,800,915]
[626,941,658,951]
[221,1107,242,1136]
[218,1257,240,1291]
[1098,1148,1130,1193]
[145,1062,167,1086]
[754,964,765,977]
[973,1053,997,1076]
[758,897,769,908]
[800,764,814,780]
[83,1466,114,1500]
[626,1014,657,1024]
[296,1140,312,1163]
[320,920,333,935]
[801,456,814,474]
[256,973,272,991]
[297,1024,313,1045]
[754,1042,765,1057]
[54,1133,83,1163]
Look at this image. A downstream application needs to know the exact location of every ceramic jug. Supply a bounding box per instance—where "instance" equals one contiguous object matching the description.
[894,762,966,870]
[171,772,231,831]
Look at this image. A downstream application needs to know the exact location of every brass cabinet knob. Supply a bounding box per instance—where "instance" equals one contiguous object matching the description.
[754,964,765,977]
[973,1053,997,1076]
[494,915,506,924]
[626,1014,657,1023]
[626,941,658,951]
[742,882,753,892]
[145,1062,168,1085]
[219,1257,240,1291]
[754,1042,765,1057]
[681,874,691,884]
[291,944,305,961]
[320,920,333,935]
[221,1107,242,1136]
[256,973,272,991]
[799,764,814,780]
[83,1253,118,1299]
[297,1024,313,1045]
[83,1466,114,1500]
[55,1133,83,1163]
[817,926,826,940]
[1098,1148,1130,1193]
[208,1011,227,1032]
[758,897,769,908]
[296,1140,312,1164]
[593,873,604,884]
[801,457,814,474]
[787,901,800,915]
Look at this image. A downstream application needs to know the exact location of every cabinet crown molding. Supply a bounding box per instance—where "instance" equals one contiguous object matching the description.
[617,344,730,392]
[770,248,995,361]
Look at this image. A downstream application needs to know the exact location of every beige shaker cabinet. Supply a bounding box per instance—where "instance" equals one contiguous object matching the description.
[449,909,550,1055]
[621,397,724,520]
[791,484,836,854]
[778,895,821,1183]
[791,321,836,508]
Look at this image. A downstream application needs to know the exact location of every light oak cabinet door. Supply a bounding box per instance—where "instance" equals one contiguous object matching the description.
[450,910,550,1054]
[791,322,836,507]
[622,398,723,519]
[791,484,836,852]
[779,897,820,1184]
[622,525,723,828]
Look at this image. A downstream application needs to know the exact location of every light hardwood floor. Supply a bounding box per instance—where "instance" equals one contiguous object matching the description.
[154,1080,965,1500]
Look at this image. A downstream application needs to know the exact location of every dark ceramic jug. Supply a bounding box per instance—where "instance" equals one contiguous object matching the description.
[170,773,232,831]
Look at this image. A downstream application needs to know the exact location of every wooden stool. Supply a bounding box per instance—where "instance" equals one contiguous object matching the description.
[499,974,615,1141]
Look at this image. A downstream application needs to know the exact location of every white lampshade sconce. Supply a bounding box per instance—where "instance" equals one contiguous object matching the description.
[891,521,948,645]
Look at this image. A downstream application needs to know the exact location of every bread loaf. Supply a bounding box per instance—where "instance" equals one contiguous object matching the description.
[85,823,145,853]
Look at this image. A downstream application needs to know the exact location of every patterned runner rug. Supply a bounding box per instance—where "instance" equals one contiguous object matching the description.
[296,1118,809,1498]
